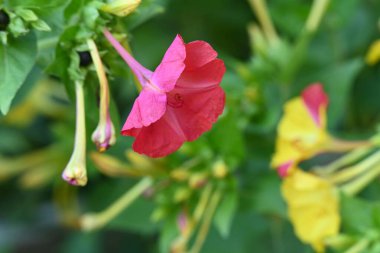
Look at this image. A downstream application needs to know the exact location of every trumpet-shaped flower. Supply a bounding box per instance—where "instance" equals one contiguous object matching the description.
[282,169,340,252]
[272,83,330,176]
[104,30,225,157]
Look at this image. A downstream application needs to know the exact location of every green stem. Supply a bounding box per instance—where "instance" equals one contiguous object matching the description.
[329,150,380,184]
[80,177,153,231]
[247,0,278,43]
[282,0,330,83]
[305,0,330,33]
[189,188,222,253]
[313,147,373,176]
[343,238,370,253]
[342,163,380,196]
[170,184,213,252]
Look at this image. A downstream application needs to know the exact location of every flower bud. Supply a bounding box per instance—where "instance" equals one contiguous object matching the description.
[91,116,116,152]
[62,82,88,186]
[212,160,228,178]
[87,39,116,152]
[101,0,141,17]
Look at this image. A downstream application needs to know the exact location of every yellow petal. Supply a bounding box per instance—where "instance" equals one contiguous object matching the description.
[272,97,330,170]
[282,169,340,252]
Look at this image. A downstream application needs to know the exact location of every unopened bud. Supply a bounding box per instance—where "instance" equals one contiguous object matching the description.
[62,82,88,186]
[212,160,228,178]
[189,172,208,189]
[170,168,189,181]
[101,0,141,17]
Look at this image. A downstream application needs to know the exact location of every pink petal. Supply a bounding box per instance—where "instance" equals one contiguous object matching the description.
[176,59,226,90]
[103,29,153,87]
[301,83,328,127]
[167,86,225,141]
[151,35,186,92]
[278,161,293,177]
[132,113,186,157]
[121,89,167,135]
[184,41,218,70]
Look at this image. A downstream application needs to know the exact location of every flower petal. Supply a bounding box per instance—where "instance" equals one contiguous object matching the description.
[121,89,166,135]
[176,59,226,90]
[132,113,186,157]
[184,41,218,70]
[278,161,294,177]
[301,83,328,127]
[167,86,225,141]
[151,35,186,92]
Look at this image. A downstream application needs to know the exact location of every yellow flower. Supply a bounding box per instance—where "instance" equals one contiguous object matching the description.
[272,83,330,176]
[365,39,380,65]
[282,169,340,252]
[101,0,141,17]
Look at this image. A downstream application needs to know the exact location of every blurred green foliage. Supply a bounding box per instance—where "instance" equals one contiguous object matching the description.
[0,0,380,252]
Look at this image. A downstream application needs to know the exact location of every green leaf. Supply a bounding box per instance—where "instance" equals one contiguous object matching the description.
[208,110,245,167]
[31,19,51,31]
[250,174,287,218]
[15,8,38,22]
[213,187,238,238]
[0,32,37,115]
[340,194,375,234]
[323,59,363,127]
[7,0,70,10]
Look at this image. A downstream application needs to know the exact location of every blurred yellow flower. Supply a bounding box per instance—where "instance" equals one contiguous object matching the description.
[365,39,380,65]
[282,169,340,252]
[272,83,330,176]
[101,0,141,17]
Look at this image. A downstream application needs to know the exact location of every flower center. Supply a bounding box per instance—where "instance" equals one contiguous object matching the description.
[167,93,184,108]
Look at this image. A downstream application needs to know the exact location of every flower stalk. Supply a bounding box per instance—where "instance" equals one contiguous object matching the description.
[87,39,116,152]
[247,0,278,44]
[189,187,222,253]
[80,177,153,231]
[62,81,88,186]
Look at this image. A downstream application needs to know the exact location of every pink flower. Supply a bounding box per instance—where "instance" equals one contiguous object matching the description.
[104,30,226,157]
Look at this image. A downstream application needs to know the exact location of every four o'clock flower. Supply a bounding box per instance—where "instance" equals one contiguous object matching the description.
[272,83,330,177]
[62,81,88,186]
[272,84,369,177]
[87,39,116,152]
[104,30,226,157]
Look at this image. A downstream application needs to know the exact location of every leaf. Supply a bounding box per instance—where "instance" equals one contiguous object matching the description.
[322,59,363,127]
[340,194,375,234]
[250,174,287,218]
[0,32,37,115]
[6,0,70,10]
[213,186,238,238]
[208,110,245,167]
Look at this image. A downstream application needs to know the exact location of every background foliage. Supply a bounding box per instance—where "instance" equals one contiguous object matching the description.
[0,0,380,252]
